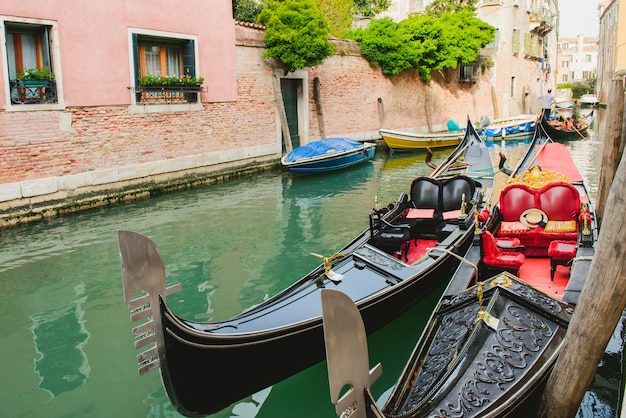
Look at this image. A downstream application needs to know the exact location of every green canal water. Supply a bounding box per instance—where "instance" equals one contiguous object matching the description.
[1,109,620,417]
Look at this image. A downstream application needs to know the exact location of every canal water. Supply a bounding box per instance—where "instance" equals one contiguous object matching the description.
[1,109,621,417]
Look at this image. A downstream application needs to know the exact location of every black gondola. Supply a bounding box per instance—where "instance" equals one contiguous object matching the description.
[540,108,594,140]
[117,118,505,416]
[322,120,598,417]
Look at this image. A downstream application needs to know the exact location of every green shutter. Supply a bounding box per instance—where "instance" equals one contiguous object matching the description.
[132,33,140,84]
[182,40,195,77]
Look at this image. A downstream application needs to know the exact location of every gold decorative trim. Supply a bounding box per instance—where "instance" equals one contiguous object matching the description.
[507,166,569,189]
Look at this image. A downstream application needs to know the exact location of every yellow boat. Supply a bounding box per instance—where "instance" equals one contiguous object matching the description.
[379,128,464,151]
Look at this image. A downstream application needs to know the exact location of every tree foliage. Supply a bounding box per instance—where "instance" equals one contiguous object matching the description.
[233,0,266,23]
[257,0,334,72]
[354,0,391,17]
[313,0,354,36]
[557,80,596,99]
[425,0,477,17]
[346,10,494,80]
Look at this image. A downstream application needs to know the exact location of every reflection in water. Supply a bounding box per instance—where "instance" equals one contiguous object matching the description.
[31,283,90,398]
[1,108,621,418]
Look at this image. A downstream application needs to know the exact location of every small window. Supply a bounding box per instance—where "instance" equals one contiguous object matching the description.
[5,21,58,106]
[459,62,478,83]
[562,60,569,68]
[131,33,202,105]
[483,28,499,51]
[512,29,520,54]
[562,74,568,82]
[510,76,516,98]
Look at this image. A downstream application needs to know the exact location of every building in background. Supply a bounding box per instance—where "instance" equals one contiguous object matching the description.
[556,36,598,93]
[374,0,558,118]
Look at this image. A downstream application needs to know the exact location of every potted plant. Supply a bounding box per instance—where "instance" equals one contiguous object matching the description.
[138,74,204,89]
[17,67,55,87]
[137,74,204,103]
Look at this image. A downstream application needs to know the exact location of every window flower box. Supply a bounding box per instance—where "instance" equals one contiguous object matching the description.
[136,75,204,103]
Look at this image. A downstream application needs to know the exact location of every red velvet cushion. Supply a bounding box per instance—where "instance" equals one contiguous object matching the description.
[482,231,525,268]
[539,182,580,220]
[499,184,536,222]
[443,209,461,220]
[406,208,435,219]
[548,240,577,260]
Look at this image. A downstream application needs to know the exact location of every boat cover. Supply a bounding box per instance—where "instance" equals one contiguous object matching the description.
[483,121,534,138]
[537,142,583,183]
[283,138,364,163]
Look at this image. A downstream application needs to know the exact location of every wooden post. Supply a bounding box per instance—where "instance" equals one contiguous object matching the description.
[538,81,626,417]
[273,71,292,153]
[425,88,433,132]
[596,78,625,226]
[313,77,326,139]
[377,97,385,127]
[491,85,500,119]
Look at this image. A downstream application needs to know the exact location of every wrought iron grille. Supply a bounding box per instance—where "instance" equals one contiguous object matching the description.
[134,85,203,104]
[10,79,58,104]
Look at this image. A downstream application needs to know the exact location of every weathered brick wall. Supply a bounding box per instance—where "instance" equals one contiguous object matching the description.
[0,25,501,225]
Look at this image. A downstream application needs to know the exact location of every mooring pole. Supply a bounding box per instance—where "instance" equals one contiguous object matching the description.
[538,81,626,418]
[273,71,292,153]
[314,77,326,140]
[595,78,625,226]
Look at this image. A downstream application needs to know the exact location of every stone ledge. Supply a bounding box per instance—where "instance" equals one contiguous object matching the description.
[0,144,280,227]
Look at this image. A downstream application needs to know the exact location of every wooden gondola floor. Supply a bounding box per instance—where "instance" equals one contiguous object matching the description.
[518,257,570,299]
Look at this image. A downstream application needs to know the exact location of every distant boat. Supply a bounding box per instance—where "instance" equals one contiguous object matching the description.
[280,137,375,174]
[554,98,574,118]
[477,114,537,141]
[541,109,594,140]
[378,128,464,151]
[579,94,599,107]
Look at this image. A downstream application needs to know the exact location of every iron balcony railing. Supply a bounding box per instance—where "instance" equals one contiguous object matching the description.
[134,84,204,104]
[10,79,58,105]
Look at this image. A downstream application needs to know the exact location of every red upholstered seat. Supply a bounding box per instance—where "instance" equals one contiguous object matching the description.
[481,231,525,274]
[548,240,577,280]
[494,237,521,248]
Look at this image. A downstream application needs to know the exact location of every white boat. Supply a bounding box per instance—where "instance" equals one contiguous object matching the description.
[477,114,537,141]
[579,94,599,107]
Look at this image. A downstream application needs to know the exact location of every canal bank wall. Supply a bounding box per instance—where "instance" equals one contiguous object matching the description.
[0,23,534,227]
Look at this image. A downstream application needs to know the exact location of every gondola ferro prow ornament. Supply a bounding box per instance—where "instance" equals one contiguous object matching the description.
[118,230,182,375]
[311,252,345,283]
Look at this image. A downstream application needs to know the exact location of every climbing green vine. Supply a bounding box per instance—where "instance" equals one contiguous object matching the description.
[345,10,494,80]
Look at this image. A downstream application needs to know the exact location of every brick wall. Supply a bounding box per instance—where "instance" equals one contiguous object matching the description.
[0,25,501,225]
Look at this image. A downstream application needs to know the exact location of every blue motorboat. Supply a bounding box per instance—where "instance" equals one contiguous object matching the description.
[281,137,376,174]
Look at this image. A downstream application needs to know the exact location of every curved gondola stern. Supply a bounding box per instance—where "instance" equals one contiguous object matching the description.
[321,289,383,418]
[118,230,182,376]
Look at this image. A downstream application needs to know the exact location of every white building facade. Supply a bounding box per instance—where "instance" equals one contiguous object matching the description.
[374,0,559,118]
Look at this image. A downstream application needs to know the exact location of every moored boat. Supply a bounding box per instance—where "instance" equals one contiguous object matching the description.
[541,108,594,140]
[379,128,464,151]
[554,98,574,118]
[477,114,537,141]
[280,137,375,174]
[118,118,505,416]
[322,121,599,417]
[579,94,598,107]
